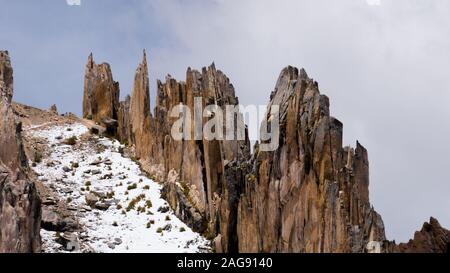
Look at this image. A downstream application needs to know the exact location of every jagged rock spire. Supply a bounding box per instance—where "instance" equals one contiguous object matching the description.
[82,54,120,130]
[128,49,151,159]
[87,52,94,69]
[142,49,147,68]
[237,66,386,253]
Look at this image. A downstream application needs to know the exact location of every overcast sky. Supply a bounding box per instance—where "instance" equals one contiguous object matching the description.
[1,0,449,243]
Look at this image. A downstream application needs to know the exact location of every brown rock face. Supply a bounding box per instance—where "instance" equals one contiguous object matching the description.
[82,53,120,131]
[113,57,250,244]
[235,67,385,252]
[0,51,41,253]
[117,95,132,145]
[125,64,385,252]
[155,64,250,242]
[0,51,27,171]
[129,50,152,159]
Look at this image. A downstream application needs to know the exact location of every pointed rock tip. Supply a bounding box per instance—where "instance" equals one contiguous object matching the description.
[204,62,216,73]
[355,140,368,153]
[87,53,94,68]
[142,49,148,65]
[299,68,309,80]
[165,74,173,81]
[279,65,299,80]
[279,66,310,81]
[429,217,440,226]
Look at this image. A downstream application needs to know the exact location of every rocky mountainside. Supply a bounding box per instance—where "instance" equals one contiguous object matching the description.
[0,50,448,253]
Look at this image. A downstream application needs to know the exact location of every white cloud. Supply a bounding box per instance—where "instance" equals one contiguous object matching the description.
[66,0,81,6]
[366,0,381,6]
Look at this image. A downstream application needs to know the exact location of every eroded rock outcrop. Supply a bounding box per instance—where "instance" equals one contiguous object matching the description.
[234,67,386,252]
[83,53,120,134]
[154,64,251,242]
[0,50,41,253]
[128,50,152,159]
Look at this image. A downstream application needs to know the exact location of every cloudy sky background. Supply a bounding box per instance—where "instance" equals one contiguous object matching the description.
[1,0,449,242]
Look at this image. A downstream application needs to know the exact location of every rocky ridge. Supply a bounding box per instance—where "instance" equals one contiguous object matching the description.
[81,52,450,253]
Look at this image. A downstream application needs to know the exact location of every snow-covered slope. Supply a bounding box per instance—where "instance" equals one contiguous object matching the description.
[29,122,210,253]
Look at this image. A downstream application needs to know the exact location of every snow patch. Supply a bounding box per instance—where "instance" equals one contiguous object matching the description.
[30,123,210,253]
